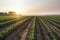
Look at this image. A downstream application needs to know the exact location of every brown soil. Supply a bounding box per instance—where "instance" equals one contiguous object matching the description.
[5,17,33,40]
[44,19,60,40]
[34,17,51,40]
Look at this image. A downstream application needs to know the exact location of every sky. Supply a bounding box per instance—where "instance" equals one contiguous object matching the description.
[0,0,60,15]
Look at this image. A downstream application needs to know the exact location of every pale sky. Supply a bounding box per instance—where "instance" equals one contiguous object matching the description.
[0,0,60,15]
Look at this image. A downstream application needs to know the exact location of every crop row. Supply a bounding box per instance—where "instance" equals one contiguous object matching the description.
[0,16,19,22]
[28,17,36,40]
[45,17,60,29]
[45,16,60,20]
[0,17,31,40]
[0,16,30,28]
[38,17,58,40]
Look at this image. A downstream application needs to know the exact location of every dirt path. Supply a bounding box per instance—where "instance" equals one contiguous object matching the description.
[35,20,43,40]
[5,17,33,40]
[20,19,32,40]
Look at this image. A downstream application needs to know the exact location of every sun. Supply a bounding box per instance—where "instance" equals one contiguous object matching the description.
[14,10,20,14]
[13,9,23,15]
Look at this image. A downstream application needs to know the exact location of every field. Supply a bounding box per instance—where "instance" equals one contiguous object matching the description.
[0,16,60,40]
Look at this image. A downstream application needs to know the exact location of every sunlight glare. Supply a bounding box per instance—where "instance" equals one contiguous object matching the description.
[13,9,23,15]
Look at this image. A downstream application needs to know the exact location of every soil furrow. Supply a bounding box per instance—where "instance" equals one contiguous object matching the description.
[5,17,33,40]
[0,17,30,31]
[38,18,51,40]
[36,17,51,40]
[44,18,60,40]
[0,19,22,31]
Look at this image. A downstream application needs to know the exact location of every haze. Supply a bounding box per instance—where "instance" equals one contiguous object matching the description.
[0,0,60,15]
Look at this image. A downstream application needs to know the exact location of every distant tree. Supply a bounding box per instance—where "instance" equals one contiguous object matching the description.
[8,11,17,16]
[0,12,8,16]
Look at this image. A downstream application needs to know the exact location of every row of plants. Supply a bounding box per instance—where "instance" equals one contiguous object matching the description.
[45,17,60,29]
[0,16,27,22]
[0,19,19,28]
[28,17,36,40]
[48,19,60,24]
[45,16,60,20]
[47,19,60,29]
[39,17,58,40]
[44,17,60,29]
[0,17,31,40]
[0,18,15,23]
[0,16,28,28]
[0,16,18,21]
[45,16,60,24]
